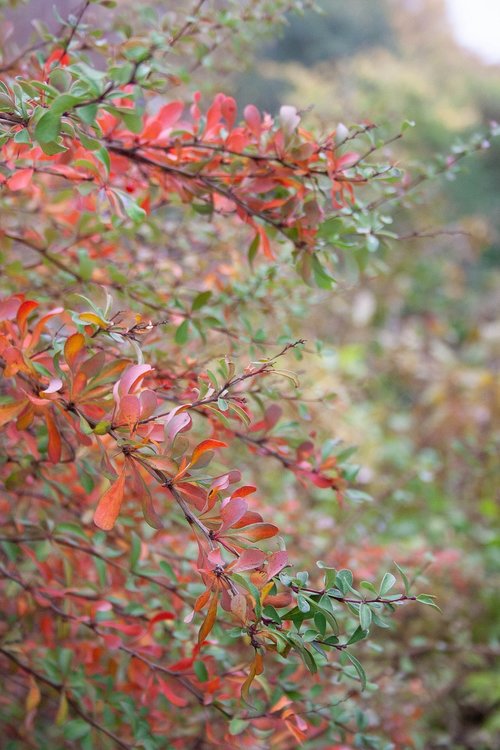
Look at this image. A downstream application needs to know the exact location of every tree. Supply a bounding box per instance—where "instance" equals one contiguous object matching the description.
[0,1,481,748]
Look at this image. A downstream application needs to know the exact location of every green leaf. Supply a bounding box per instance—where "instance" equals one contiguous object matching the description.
[14,129,30,144]
[159,560,178,583]
[54,522,88,541]
[416,594,441,612]
[227,402,250,427]
[130,532,141,570]
[394,562,410,595]
[336,569,353,594]
[359,603,372,630]
[228,718,249,736]
[51,93,81,116]
[39,139,68,155]
[346,625,368,645]
[297,594,310,613]
[95,147,111,177]
[175,319,190,345]
[34,110,61,143]
[193,660,208,682]
[323,568,337,590]
[379,572,396,597]
[344,651,367,690]
[314,611,327,636]
[63,719,91,741]
[248,234,259,265]
[119,109,143,133]
[77,104,98,126]
[192,290,212,311]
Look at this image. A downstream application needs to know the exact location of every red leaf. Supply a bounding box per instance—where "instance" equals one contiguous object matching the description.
[117,394,141,428]
[266,551,289,580]
[93,469,126,530]
[167,657,194,672]
[129,460,163,529]
[231,485,257,499]
[219,498,248,533]
[157,678,188,707]
[243,104,261,139]
[157,101,184,129]
[233,523,279,542]
[221,96,237,130]
[7,168,34,192]
[116,364,153,397]
[232,549,266,573]
[149,612,175,629]
[191,439,227,467]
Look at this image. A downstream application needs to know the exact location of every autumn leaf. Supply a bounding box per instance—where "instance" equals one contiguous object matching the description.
[191,439,227,467]
[93,469,126,530]
[64,333,85,370]
[0,400,27,427]
[197,592,218,645]
[7,168,34,192]
[45,410,62,464]
[241,650,264,703]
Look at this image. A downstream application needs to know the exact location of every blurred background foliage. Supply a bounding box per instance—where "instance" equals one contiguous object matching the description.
[1,0,498,747]
[232,1,500,747]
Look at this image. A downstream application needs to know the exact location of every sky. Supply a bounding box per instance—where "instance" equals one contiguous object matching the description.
[445,0,500,63]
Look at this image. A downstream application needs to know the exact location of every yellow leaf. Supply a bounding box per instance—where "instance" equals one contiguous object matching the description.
[79,312,109,328]
[241,651,264,704]
[260,581,274,604]
[55,689,68,725]
[25,676,41,713]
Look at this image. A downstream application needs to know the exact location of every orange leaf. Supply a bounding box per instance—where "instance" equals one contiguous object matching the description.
[64,333,85,370]
[0,400,27,428]
[233,523,279,541]
[45,411,61,464]
[16,300,38,335]
[191,439,227,467]
[93,469,126,530]
[197,592,218,645]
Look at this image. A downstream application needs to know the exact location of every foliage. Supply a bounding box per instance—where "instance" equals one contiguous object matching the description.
[0,1,497,749]
[229,1,500,747]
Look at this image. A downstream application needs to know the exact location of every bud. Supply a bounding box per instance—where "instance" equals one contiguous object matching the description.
[93,420,111,435]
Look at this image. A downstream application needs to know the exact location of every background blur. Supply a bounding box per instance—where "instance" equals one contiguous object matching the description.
[235,2,500,747]
[234,2,500,747]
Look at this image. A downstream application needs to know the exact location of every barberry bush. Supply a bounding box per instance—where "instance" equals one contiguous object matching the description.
[0,1,467,748]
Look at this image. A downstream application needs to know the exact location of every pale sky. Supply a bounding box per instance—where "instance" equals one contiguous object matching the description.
[445,0,500,63]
